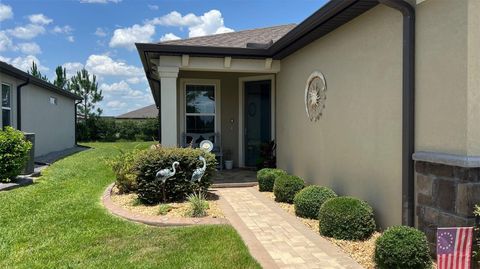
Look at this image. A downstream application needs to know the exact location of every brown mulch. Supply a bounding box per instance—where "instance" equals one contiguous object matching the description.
[110,187,225,219]
[262,191,377,269]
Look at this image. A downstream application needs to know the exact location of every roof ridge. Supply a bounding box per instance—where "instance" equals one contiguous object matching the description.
[159,23,296,44]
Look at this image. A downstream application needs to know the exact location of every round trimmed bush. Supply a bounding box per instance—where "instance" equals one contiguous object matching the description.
[257,168,287,192]
[0,127,32,183]
[273,175,304,203]
[374,226,432,269]
[293,185,337,219]
[319,196,376,240]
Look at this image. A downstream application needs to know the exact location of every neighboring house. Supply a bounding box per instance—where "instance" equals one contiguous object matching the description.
[136,0,480,247]
[0,61,82,157]
[116,104,158,120]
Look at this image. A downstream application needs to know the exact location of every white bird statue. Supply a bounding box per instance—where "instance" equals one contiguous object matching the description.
[156,161,179,202]
[156,161,180,183]
[191,156,206,182]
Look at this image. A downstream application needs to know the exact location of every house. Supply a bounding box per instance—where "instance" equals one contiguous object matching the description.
[0,61,82,157]
[116,104,158,120]
[136,0,480,247]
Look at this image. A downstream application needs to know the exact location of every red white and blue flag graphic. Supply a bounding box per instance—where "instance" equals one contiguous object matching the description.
[437,227,473,269]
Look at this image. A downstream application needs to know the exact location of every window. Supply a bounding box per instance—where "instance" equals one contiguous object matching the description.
[50,97,57,105]
[2,83,11,127]
[185,84,216,134]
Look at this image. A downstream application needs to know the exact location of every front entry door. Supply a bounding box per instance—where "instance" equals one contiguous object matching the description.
[244,80,272,167]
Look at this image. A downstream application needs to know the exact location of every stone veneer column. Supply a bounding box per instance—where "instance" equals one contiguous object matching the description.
[413,152,480,253]
[158,66,179,147]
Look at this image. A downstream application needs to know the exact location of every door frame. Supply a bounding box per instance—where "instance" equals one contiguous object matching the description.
[238,75,275,168]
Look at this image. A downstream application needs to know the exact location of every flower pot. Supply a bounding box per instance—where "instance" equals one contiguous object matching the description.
[225,160,233,170]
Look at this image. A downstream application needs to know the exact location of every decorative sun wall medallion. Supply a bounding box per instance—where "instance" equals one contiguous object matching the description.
[305,71,327,121]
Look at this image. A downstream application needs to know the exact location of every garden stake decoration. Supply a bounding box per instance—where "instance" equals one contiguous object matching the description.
[155,161,180,202]
[191,156,207,195]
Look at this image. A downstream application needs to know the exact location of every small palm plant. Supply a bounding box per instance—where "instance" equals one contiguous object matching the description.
[186,192,209,217]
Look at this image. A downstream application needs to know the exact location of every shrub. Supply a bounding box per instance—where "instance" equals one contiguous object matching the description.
[374,226,432,269]
[133,146,216,204]
[273,175,305,203]
[107,148,139,193]
[319,196,376,240]
[293,185,337,219]
[186,192,209,217]
[0,127,32,183]
[158,204,172,215]
[257,168,287,192]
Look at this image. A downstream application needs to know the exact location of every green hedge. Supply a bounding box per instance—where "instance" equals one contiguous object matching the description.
[293,185,337,219]
[77,118,159,142]
[319,196,376,240]
[133,146,216,204]
[257,168,287,192]
[107,148,139,193]
[0,127,32,183]
[374,226,432,269]
[273,175,305,203]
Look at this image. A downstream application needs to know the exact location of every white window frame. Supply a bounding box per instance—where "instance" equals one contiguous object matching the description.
[179,79,221,140]
[1,83,12,128]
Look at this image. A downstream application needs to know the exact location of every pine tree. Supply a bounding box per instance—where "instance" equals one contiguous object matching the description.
[28,61,49,82]
[69,69,103,120]
[53,66,68,89]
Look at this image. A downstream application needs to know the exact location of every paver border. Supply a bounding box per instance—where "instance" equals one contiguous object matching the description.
[102,183,229,227]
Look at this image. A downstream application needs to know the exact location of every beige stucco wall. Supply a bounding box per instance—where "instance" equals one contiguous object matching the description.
[276,5,403,228]
[0,72,76,157]
[177,71,261,167]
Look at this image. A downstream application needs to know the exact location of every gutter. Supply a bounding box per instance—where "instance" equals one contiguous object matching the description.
[16,78,30,130]
[378,0,415,227]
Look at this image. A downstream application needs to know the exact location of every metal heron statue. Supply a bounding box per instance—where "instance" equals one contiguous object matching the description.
[156,161,180,202]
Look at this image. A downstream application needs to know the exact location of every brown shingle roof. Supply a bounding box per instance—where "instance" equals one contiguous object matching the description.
[159,24,296,48]
[116,104,157,119]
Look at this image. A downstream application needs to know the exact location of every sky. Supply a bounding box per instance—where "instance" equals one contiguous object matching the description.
[0,0,327,116]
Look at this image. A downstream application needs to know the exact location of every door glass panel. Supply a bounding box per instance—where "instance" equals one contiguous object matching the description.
[186,116,215,133]
[2,109,11,127]
[186,85,215,113]
[2,84,11,108]
[244,80,271,167]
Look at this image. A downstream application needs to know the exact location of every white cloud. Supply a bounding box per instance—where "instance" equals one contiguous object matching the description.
[7,24,45,40]
[0,4,13,21]
[80,0,121,3]
[100,80,130,93]
[62,62,84,78]
[0,55,48,72]
[148,9,233,38]
[126,76,146,84]
[148,4,159,10]
[28,14,53,25]
[109,24,155,50]
[159,33,181,42]
[106,100,127,108]
[94,27,107,37]
[67,36,75,42]
[85,54,143,77]
[0,31,13,51]
[18,42,41,55]
[53,25,74,34]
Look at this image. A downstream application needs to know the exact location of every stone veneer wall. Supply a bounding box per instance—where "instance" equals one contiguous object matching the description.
[415,160,480,252]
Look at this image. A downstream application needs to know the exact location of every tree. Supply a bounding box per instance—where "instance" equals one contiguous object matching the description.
[69,68,103,120]
[28,61,49,82]
[53,66,68,89]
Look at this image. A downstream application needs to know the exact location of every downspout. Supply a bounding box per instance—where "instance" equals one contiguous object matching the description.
[74,100,82,145]
[378,0,415,227]
[16,78,30,131]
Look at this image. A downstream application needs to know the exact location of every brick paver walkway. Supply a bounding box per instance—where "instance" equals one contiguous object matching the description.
[217,187,363,269]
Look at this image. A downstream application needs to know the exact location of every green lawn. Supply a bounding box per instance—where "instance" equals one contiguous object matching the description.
[0,142,260,269]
